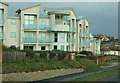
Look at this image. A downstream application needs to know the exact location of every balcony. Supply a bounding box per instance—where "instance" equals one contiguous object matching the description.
[0,19,4,26]
[83,33,86,37]
[39,25,52,31]
[52,25,69,32]
[79,42,83,47]
[39,38,52,43]
[22,37,37,43]
[70,39,75,44]
[86,42,90,47]
[40,14,49,19]
[96,46,98,50]
[86,33,90,37]
[0,33,4,39]
[79,32,83,37]
[69,27,76,33]
[23,24,38,30]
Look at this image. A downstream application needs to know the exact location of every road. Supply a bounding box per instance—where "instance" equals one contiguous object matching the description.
[29,65,120,83]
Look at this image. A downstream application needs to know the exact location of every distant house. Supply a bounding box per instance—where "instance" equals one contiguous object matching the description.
[101,37,110,41]
[101,51,120,56]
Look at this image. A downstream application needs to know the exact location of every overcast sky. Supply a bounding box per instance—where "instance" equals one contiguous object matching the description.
[6,2,118,38]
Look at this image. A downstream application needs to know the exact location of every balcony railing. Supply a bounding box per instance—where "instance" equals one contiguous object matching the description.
[69,27,76,32]
[70,39,75,44]
[23,24,38,30]
[96,46,98,49]
[86,33,90,37]
[39,25,52,31]
[0,33,4,39]
[39,38,52,43]
[22,37,37,43]
[79,32,83,37]
[40,14,49,19]
[83,33,86,37]
[0,19,4,26]
[79,42,83,47]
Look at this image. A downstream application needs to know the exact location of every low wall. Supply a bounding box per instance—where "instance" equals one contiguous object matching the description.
[2,68,83,81]
[90,55,118,64]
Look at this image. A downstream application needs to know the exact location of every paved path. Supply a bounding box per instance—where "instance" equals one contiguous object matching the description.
[30,65,120,83]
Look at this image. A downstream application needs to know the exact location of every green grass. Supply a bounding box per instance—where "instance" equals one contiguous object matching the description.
[105,59,120,63]
[99,63,111,67]
[72,68,119,81]
[2,60,82,74]
[76,58,102,72]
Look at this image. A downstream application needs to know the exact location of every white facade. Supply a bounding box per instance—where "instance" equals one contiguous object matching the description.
[0,2,101,54]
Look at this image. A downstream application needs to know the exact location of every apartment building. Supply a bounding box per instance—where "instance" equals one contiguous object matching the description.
[0,2,101,54]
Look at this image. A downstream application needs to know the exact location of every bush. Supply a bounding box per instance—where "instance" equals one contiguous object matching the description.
[2,45,11,51]
[24,49,35,58]
[49,51,56,59]
[79,50,94,56]
[39,51,48,58]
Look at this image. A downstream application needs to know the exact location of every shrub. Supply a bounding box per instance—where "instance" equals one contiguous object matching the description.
[24,49,35,58]
[2,45,11,51]
[49,51,56,59]
[38,51,48,59]
[79,50,94,56]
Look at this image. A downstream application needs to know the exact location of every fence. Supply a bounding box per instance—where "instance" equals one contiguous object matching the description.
[2,51,70,63]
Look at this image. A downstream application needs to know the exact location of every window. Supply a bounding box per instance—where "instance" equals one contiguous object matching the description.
[80,24,82,27]
[86,26,88,28]
[24,46,33,50]
[55,15,59,19]
[41,33,46,38]
[41,46,46,50]
[66,46,68,51]
[24,15,35,25]
[24,32,34,38]
[54,45,57,50]
[54,32,58,42]
[11,32,16,38]
[11,19,16,25]
[67,33,69,43]
[60,33,65,43]
[61,45,64,51]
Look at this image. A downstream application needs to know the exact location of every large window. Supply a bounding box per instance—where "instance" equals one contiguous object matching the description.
[54,32,58,42]
[24,46,33,50]
[41,46,46,51]
[60,33,65,43]
[24,32,34,38]
[24,15,35,25]
[11,32,16,38]
[54,45,57,50]
[61,45,64,51]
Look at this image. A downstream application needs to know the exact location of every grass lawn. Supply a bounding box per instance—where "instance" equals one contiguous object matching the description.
[105,59,120,63]
[98,63,111,67]
[2,60,82,74]
[71,68,119,81]
[76,58,102,72]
